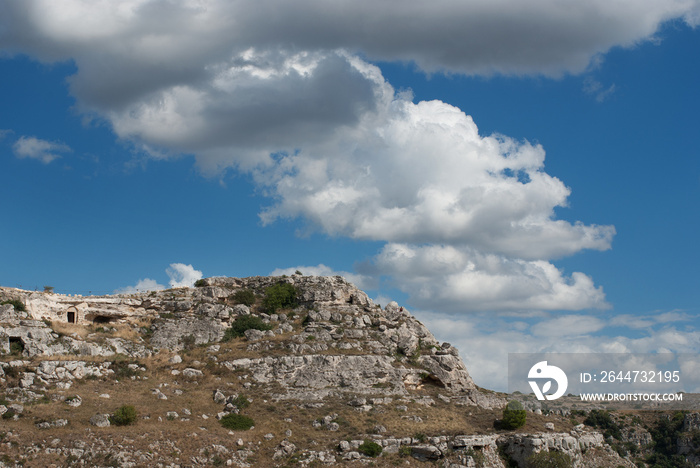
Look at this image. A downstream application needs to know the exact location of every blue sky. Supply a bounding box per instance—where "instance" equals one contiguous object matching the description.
[1,1,698,390]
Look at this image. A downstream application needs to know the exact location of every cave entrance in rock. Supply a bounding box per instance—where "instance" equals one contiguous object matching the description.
[9,336,25,355]
[67,311,76,323]
[92,315,114,324]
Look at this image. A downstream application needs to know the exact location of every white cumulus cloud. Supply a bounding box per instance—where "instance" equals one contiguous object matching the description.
[360,243,609,312]
[166,263,203,288]
[258,94,615,259]
[11,0,697,312]
[12,136,71,163]
[114,278,165,294]
[116,263,203,293]
[417,309,700,391]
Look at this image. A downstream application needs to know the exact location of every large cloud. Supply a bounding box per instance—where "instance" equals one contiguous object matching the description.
[362,244,609,312]
[2,0,698,78]
[417,308,699,391]
[8,0,696,311]
[259,94,615,259]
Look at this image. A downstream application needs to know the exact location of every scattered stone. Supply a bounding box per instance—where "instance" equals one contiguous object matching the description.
[273,440,296,459]
[213,389,226,404]
[36,419,68,429]
[182,368,203,378]
[65,395,82,407]
[89,414,111,427]
[169,355,183,364]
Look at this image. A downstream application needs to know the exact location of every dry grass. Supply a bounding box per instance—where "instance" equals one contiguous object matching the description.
[0,314,584,467]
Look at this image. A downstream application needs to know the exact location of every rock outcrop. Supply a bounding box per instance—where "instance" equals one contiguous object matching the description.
[0,276,644,467]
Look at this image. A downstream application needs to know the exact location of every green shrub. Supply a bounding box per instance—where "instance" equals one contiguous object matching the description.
[194,279,207,287]
[110,405,137,426]
[222,315,273,341]
[584,410,621,440]
[219,413,255,430]
[232,289,256,307]
[501,400,526,430]
[0,300,26,312]
[110,356,141,379]
[358,440,382,457]
[262,283,298,313]
[228,395,250,410]
[526,451,573,468]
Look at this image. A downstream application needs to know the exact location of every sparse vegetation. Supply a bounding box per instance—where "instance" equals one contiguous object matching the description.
[526,451,574,468]
[222,315,273,341]
[584,410,621,440]
[232,289,256,306]
[357,439,382,457]
[645,411,695,468]
[466,448,486,467]
[194,279,207,287]
[180,334,197,351]
[110,356,140,379]
[0,299,26,311]
[501,400,527,430]
[110,405,137,426]
[228,395,250,409]
[219,413,255,430]
[262,283,298,313]
[0,276,696,467]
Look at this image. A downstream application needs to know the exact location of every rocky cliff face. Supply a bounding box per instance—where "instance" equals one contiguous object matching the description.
[0,276,640,467]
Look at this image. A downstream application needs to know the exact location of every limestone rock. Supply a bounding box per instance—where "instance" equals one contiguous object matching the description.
[150,317,226,351]
[89,414,111,427]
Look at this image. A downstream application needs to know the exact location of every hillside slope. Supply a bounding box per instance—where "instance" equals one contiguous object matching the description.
[0,276,643,467]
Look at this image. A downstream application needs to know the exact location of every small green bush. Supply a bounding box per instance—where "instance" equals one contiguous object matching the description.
[526,451,573,468]
[110,405,137,426]
[222,315,273,341]
[194,279,207,287]
[262,283,298,313]
[228,395,250,410]
[219,413,255,430]
[501,400,526,430]
[358,440,382,457]
[232,289,256,306]
[110,361,136,379]
[0,300,26,312]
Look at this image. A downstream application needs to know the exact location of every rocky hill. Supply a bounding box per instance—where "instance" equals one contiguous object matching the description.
[0,275,686,467]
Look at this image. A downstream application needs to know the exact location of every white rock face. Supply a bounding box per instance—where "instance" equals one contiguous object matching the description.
[2,275,492,405]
